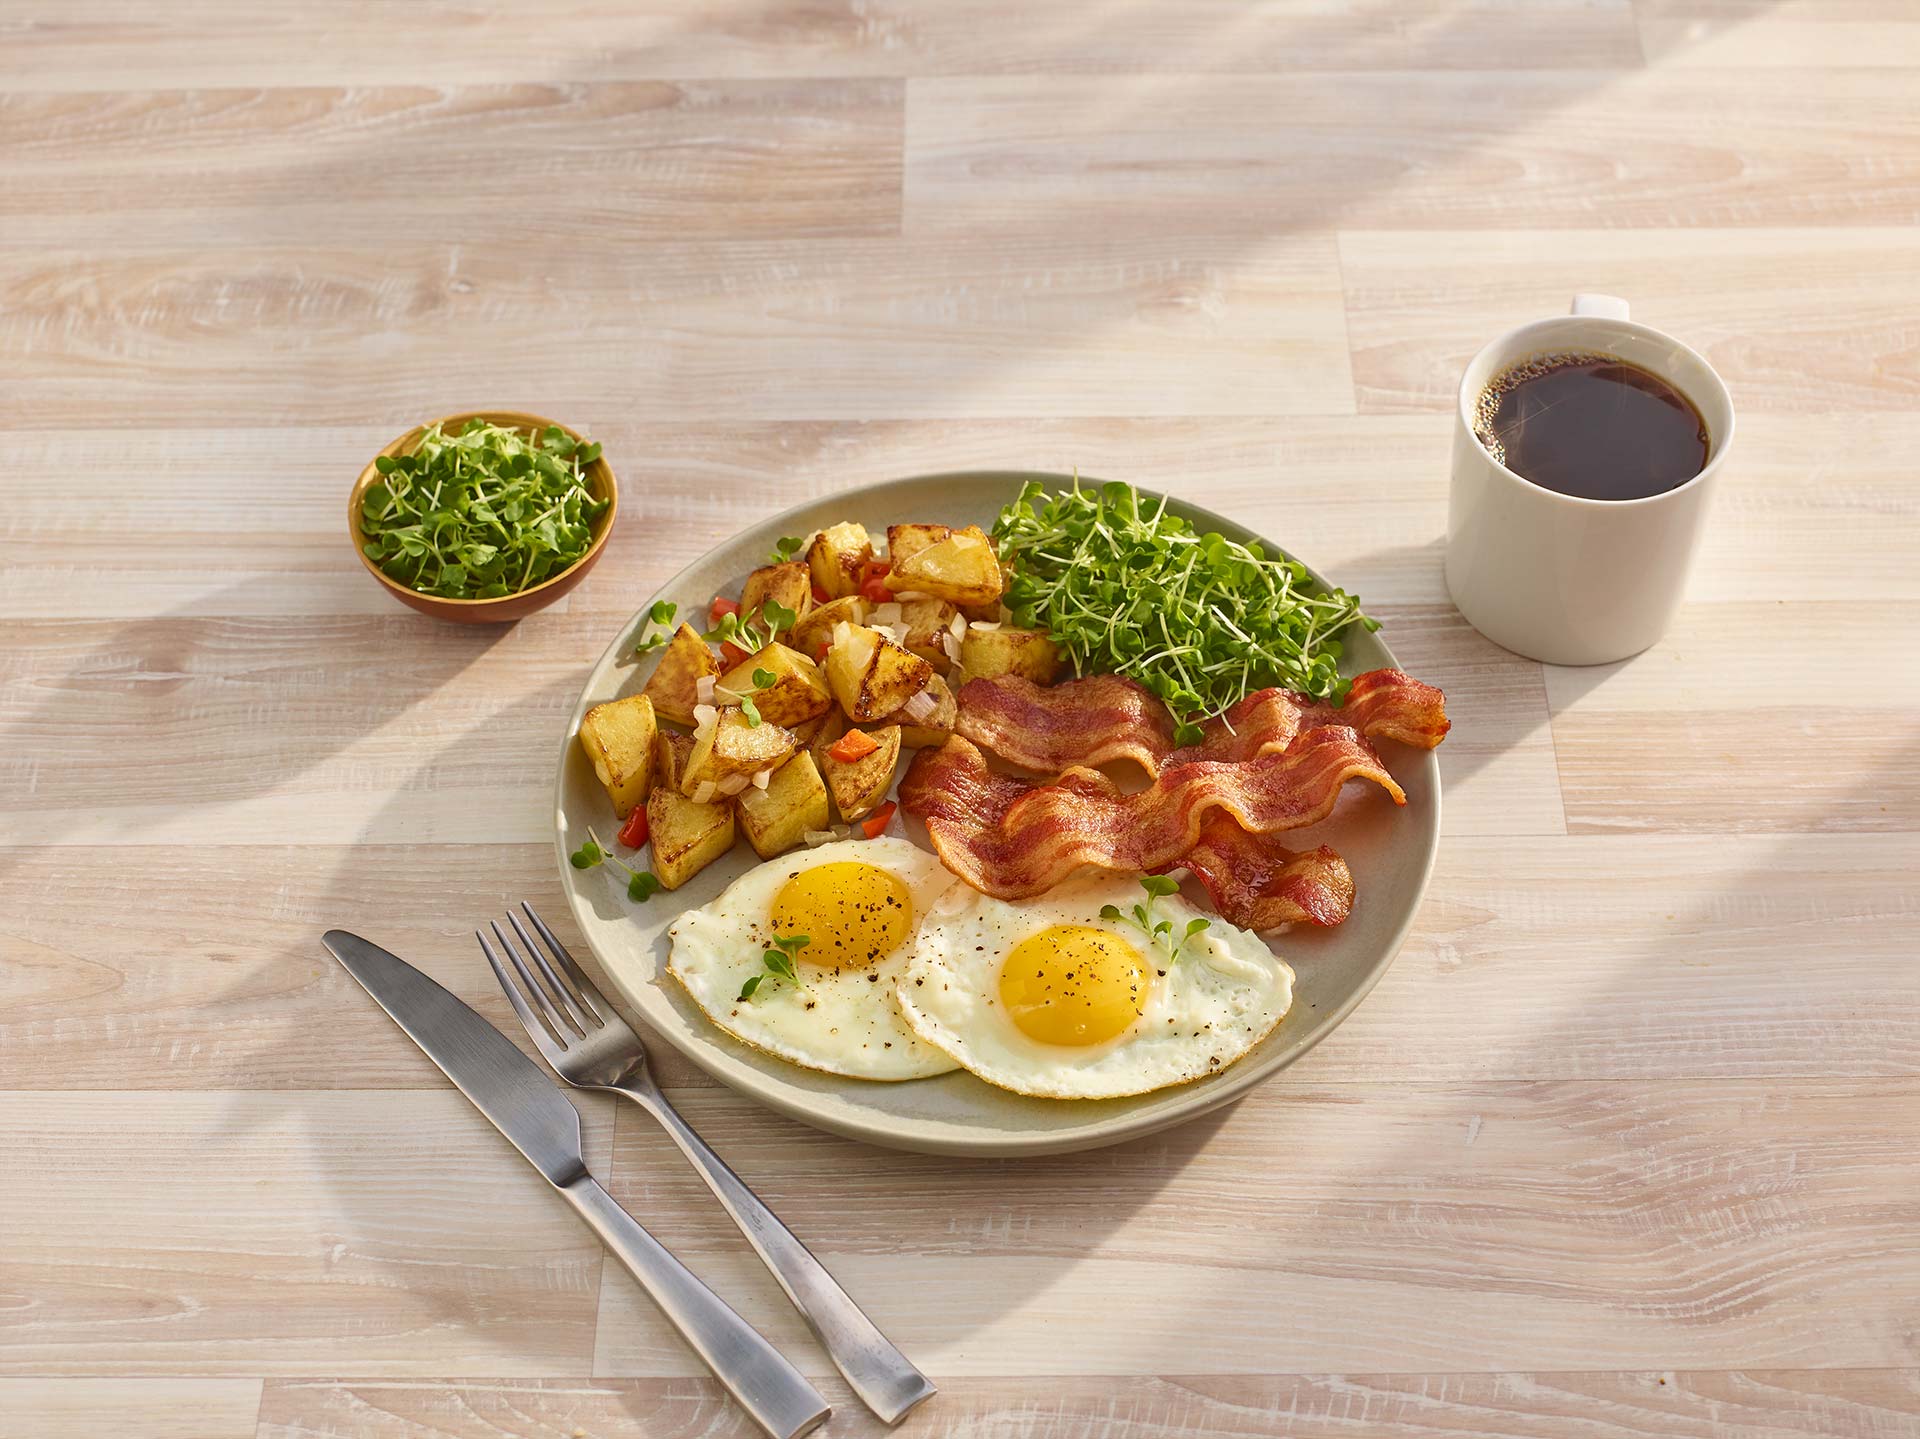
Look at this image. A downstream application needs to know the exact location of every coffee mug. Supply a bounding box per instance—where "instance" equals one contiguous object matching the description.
[1444,295,1735,666]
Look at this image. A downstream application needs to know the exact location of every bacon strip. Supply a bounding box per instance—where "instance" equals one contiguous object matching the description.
[900,727,1403,902]
[955,668,1450,777]
[1170,816,1355,931]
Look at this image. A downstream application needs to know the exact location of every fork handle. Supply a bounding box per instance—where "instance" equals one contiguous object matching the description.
[558,1173,831,1439]
[617,1073,937,1425]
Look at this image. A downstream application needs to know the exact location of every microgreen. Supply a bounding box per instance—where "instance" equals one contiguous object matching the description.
[768,535,806,564]
[992,478,1377,725]
[569,826,661,902]
[704,599,797,658]
[630,600,678,656]
[1102,875,1212,964]
[739,933,811,1001]
[359,418,607,600]
[715,665,781,729]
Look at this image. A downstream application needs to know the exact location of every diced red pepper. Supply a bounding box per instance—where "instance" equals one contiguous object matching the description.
[828,728,881,764]
[860,800,896,839]
[707,595,740,627]
[814,640,831,662]
[811,580,831,605]
[858,560,894,604]
[720,640,752,668]
[617,805,649,849]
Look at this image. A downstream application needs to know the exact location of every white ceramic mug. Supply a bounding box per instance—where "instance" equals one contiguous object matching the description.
[1444,295,1734,666]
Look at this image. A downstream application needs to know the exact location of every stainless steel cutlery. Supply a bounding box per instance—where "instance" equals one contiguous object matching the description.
[322,929,834,1439]
[479,902,935,1426]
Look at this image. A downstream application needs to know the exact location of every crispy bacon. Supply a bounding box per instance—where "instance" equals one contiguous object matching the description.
[1169,816,1354,931]
[955,668,1449,777]
[900,727,1403,901]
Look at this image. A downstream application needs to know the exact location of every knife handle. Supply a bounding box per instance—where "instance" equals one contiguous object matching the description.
[560,1174,830,1439]
[621,1075,936,1424]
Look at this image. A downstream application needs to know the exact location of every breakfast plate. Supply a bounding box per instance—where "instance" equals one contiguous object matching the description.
[555,473,1439,1156]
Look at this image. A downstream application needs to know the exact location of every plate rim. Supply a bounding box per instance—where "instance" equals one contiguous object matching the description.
[553,470,1440,1156]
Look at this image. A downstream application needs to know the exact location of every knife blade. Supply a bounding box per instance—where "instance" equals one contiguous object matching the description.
[322,929,831,1439]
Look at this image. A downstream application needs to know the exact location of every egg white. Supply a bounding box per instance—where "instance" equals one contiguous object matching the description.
[667,837,962,1081]
[896,874,1294,1099]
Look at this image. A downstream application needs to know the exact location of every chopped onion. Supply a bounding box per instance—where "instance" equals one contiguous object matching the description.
[891,589,931,602]
[694,674,717,704]
[717,773,750,797]
[832,620,852,648]
[942,632,963,665]
[691,780,718,804]
[886,624,911,647]
[869,602,903,626]
[751,768,773,791]
[692,703,719,740]
[802,825,851,848]
[947,613,967,640]
[902,688,937,722]
[968,620,1001,632]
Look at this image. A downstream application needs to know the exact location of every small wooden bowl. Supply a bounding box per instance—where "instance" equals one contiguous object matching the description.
[349,410,618,624]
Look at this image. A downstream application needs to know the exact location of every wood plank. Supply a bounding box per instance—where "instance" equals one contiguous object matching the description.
[1638,0,1920,69]
[0,1091,616,1376]
[254,1371,1920,1438]
[1337,228,1920,415]
[0,604,1546,844]
[0,81,903,249]
[592,1078,1920,1375]
[0,236,1353,429]
[0,2,1644,91]
[10,413,1911,610]
[1545,603,1920,835]
[6,831,1911,1093]
[0,843,715,1092]
[0,1379,263,1439]
[904,73,1920,234]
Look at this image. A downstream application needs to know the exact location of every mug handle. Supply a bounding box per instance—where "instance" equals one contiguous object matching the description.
[1571,293,1630,320]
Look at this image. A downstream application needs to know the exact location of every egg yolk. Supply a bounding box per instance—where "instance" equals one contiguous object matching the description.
[769,862,913,971]
[999,925,1147,1047]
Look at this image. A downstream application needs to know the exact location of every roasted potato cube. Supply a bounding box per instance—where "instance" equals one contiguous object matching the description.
[825,623,935,723]
[885,524,1002,608]
[879,672,956,749]
[788,712,828,749]
[959,624,1060,684]
[789,594,866,657]
[645,788,735,890]
[682,708,799,797]
[717,642,833,728]
[886,523,950,569]
[576,693,657,819]
[640,623,723,727]
[740,562,814,634]
[737,752,832,859]
[807,521,873,599]
[654,727,696,793]
[821,724,902,822]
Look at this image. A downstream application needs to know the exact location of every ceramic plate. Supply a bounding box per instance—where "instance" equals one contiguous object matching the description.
[555,473,1439,1156]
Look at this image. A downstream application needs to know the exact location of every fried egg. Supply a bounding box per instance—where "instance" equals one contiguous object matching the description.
[896,875,1294,1099]
[667,837,962,1080]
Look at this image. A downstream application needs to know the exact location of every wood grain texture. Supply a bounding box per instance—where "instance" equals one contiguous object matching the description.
[0,2,1646,90]
[3,1,1918,1435]
[0,81,905,247]
[254,1371,1920,1438]
[0,1092,617,1376]
[905,72,1920,233]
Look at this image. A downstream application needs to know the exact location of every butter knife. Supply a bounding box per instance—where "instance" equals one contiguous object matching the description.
[322,929,830,1439]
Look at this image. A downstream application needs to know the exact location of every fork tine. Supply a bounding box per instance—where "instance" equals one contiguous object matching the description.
[520,902,606,1024]
[478,926,568,1051]
[510,907,603,1028]
[492,918,587,1040]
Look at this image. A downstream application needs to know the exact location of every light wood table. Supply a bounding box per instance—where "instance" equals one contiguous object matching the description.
[4,3,1918,1435]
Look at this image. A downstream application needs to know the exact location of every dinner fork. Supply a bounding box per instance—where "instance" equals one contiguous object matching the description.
[480,903,936,1426]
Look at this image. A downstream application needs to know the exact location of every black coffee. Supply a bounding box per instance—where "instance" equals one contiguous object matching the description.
[1473,352,1709,501]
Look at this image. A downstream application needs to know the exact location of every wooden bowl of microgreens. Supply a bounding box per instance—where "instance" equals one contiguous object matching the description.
[350,410,617,623]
